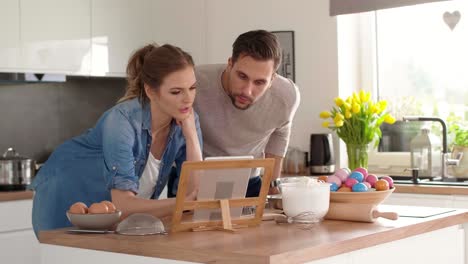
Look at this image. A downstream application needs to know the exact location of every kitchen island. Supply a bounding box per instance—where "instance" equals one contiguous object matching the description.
[39,205,468,264]
[0,190,40,264]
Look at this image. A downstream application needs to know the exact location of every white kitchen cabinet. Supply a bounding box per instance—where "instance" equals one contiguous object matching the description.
[91,0,154,77]
[0,199,40,264]
[0,0,21,71]
[20,0,91,75]
[151,0,207,65]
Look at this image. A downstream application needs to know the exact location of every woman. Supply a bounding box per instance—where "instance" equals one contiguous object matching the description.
[30,44,202,237]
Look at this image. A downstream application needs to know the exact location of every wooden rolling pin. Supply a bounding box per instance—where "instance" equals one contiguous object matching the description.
[325,203,398,222]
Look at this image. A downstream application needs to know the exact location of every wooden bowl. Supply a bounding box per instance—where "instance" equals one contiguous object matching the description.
[330,188,395,204]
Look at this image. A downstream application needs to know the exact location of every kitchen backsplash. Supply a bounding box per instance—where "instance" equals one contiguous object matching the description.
[0,76,126,163]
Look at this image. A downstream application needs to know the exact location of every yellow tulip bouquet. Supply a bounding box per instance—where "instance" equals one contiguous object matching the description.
[319,90,396,169]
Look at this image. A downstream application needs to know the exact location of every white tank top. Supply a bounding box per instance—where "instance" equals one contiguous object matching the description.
[136,153,161,199]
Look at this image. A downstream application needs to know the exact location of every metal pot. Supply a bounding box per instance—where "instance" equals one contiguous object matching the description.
[0,148,36,190]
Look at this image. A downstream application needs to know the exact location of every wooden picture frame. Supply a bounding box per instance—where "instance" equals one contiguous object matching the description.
[171,158,275,233]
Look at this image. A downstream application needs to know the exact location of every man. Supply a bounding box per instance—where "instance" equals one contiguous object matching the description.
[193,29,300,196]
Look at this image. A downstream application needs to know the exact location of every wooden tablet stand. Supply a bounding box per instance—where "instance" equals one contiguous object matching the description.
[171,158,275,233]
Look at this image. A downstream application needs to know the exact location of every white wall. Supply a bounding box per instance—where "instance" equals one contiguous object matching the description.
[203,0,341,163]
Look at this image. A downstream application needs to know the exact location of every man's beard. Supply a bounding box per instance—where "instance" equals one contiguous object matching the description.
[229,93,253,110]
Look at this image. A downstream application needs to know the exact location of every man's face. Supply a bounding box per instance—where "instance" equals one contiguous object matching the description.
[225,55,276,110]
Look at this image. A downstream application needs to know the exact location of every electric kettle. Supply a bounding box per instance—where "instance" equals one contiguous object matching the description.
[309,133,335,175]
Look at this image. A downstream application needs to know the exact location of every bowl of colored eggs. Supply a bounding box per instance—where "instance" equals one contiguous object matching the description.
[318,167,395,205]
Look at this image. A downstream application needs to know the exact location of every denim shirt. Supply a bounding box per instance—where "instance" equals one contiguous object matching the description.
[30,98,202,235]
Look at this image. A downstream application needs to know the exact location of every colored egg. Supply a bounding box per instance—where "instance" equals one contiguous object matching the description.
[334,168,350,182]
[337,186,352,192]
[375,180,390,191]
[330,182,339,192]
[380,176,394,188]
[363,182,372,189]
[353,167,368,179]
[345,177,359,188]
[327,175,342,187]
[349,171,364,183]
[352,183,369,192]
[365,174,378,187]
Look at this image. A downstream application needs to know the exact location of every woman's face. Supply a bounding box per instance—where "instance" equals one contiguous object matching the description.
[147,66,197,121]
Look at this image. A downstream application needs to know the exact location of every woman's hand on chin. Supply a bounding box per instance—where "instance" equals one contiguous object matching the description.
[176,108,197,139]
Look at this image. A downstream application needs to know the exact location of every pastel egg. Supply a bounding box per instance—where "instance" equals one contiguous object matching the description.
[349,171,364,183]
[330,182,339,192]
[342,168,351,174]
[334,168,350,182]
[353,167,368,179]
[344,177,359,188]
[352,182,369,192]
[326,175,342,187]
[365,174,378,187]
[380,176,394,188]
[363,182,372,189]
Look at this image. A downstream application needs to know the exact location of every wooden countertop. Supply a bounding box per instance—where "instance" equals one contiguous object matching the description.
[39,206,468,264]
[0,190,33,202]
[395,184,468,195]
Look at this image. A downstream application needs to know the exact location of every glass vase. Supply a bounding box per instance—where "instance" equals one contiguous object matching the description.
[346,143,369,171]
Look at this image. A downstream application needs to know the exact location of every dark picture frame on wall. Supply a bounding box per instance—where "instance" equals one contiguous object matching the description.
[271,31,295,82]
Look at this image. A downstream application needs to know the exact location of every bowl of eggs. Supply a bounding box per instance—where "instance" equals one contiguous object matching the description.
[319,168,398,222]
[320,167,395,204]
[66,200,121,230]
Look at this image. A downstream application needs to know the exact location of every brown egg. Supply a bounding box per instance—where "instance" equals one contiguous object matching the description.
[101,200,116,213]
[69,202,88,214]
[88,202,109,214]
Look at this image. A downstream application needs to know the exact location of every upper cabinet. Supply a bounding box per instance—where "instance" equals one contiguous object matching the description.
[0,0,21,71]
[91,0,154,77]
[20,0,91,75]
[0,0,207,76]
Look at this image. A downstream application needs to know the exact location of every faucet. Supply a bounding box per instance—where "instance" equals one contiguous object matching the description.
[402,116,462,181]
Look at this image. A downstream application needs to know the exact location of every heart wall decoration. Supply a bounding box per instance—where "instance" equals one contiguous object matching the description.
[443,11,461,31]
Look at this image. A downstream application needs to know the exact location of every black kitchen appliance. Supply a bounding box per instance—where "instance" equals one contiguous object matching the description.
[309,133,335,175]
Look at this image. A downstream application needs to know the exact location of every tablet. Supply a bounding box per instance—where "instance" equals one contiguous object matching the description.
[192,156,253,221]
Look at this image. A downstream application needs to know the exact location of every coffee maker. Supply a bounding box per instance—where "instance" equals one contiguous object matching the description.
[309,133,335,175]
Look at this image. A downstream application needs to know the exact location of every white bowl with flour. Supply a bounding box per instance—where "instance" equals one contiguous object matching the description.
[280,177,330,223]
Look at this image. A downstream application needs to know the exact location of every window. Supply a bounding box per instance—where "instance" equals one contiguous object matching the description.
[344,1,468,174]
[359,1,467,150]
